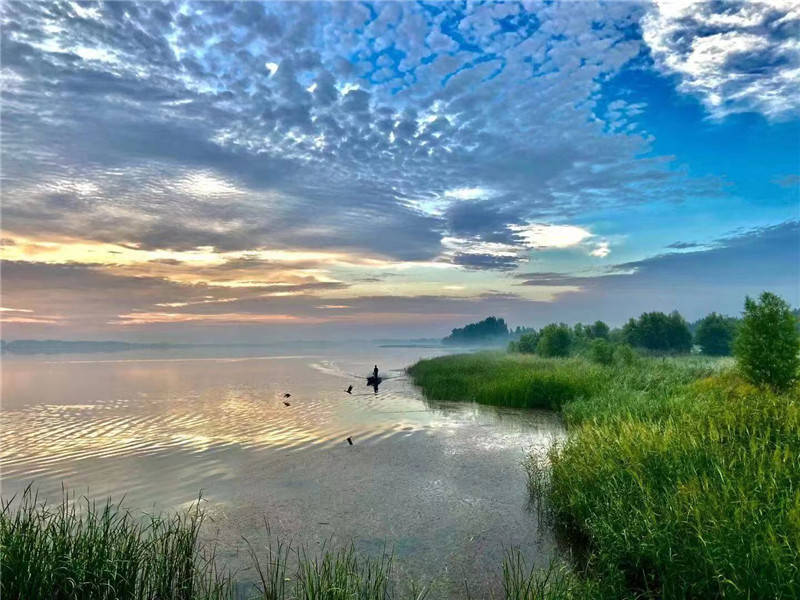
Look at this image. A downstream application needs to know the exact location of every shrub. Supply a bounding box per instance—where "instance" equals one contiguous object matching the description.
[537,324,572,357]
[734,291,800,390]
[588,339,614,365]
[614,344,637,366]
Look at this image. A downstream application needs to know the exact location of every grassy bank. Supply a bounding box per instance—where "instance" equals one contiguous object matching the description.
[408,353,800,598]
[0,486,584,600]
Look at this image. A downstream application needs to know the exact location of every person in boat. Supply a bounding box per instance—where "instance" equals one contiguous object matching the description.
[373,365,379,380]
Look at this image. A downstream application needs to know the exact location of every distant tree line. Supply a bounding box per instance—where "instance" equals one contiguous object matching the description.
[447,292,800,389]
[442,316,509,345]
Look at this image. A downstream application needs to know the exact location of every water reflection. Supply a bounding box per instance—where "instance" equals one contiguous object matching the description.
[1,343,565,597]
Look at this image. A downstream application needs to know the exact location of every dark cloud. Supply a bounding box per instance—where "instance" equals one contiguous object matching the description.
[452,253,520,271]
[665,241,701,250]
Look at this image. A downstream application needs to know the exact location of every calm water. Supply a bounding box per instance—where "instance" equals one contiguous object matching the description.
[1,342,565,596]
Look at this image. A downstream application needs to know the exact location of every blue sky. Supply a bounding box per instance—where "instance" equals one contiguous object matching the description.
[1,1,798,341]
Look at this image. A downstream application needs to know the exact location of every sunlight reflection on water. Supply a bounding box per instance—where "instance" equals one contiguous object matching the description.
[1,343,565,597]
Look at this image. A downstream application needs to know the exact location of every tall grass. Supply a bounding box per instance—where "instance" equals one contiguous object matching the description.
[0,486,229,600]
[0,486,578,599]
[0,489,407,600]
[407,353,608,410]
[549,376,800,598]
[409,352,800,598]
[499,550,600,600]
[408,352,722,416]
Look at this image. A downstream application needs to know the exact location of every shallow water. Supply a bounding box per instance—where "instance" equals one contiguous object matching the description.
[1,342,565,596]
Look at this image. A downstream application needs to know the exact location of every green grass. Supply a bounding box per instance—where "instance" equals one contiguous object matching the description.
[407,352,608,411]
[1,487,571,599]
[0,487,230,600]
[408,352,800,598]
[0,488,407,600]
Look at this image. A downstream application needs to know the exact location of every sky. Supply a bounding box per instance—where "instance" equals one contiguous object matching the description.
[1,0,798,342]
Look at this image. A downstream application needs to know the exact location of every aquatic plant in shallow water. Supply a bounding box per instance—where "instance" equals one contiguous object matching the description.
[1,484,606,599]
[409,352,799,597]
[0,486,230,600]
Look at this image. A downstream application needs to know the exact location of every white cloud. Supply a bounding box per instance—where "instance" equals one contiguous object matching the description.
[444,187,495,201]
[265,62,280,77]
[175,172,243,197]
[590,241,610,258]
[508,223,593,249]
[642,1,800,120]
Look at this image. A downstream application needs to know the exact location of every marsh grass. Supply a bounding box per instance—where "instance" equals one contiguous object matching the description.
[0,489,408,600]
[0,486,230,600]
[1,485,609,600]
[246,528,408,600]
[407,353,607,410]
[499,550,600,600]
[409,352,800,598]
[549,377,800,598]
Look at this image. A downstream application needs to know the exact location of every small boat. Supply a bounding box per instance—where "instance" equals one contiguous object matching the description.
[367,375,382,386]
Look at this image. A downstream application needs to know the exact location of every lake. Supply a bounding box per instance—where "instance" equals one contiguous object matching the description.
[1,342,565,596]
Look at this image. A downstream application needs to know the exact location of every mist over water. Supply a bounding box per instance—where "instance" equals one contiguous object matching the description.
[1,342,564,596]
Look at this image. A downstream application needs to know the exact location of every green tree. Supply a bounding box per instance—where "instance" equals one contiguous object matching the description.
[589,320,610,339]
[517,331,539,353]
[623,311,692,353]
[589,338,614,365]
[734,292,800,390]
[695,312,738,355]
[443,316,509,345]
[537,323,572,357]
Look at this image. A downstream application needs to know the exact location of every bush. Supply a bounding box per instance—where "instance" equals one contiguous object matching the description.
[614,344,637,366]
[734,292,800,390]
[695,312,738,355]
[537,323,572,357]
[588,339,615,365]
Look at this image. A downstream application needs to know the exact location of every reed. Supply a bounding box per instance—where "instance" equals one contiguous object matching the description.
[0,489,419,600]
[408,352,799,598]
[0,486,230,600]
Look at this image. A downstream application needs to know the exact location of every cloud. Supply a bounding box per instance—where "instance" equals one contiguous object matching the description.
[0,2,794,339]
[444,187,495,201]
[451,253,520,271]
[666,241,702,250]
[516,221,800,320]
[642,1,800,120]
[509,224,593,249]
[0,0,712,269]
[773,174,800,188]
[590,242,610,258]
